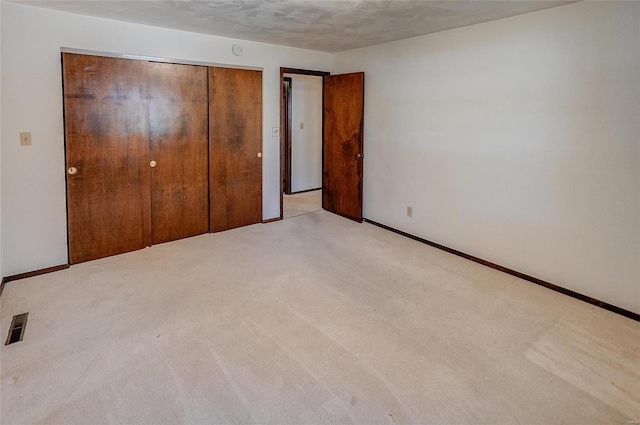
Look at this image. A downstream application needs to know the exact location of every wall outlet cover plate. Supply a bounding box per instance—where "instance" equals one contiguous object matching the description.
[20,132,32,146]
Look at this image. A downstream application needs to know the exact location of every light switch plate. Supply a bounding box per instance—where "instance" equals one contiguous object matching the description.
[20,132,32,146]
[272,127,280,137]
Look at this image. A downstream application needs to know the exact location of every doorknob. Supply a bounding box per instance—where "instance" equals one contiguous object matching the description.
[257,152,262,158]
[67,167,77,175]
[355,153,363,159]
[150,160,157,167]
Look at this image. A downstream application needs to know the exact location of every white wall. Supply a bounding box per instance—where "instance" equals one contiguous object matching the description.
[285,74,323,193]
[0,2,330,276]
[332,1,640,314]
[0,2,3,281]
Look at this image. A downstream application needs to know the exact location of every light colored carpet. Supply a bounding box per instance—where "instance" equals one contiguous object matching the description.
[1,211,638,424]
[283,190,321,219]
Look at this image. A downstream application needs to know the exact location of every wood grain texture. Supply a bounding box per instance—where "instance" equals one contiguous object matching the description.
[283,77,293,195]
[149,62,209,244]
[323,72,364,222]
[209,67,263,232]
[63,53,151,264]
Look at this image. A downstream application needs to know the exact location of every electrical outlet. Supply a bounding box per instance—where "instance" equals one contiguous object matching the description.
[272,127,280,137]
[20,132,32,146]
[407,206,413,217]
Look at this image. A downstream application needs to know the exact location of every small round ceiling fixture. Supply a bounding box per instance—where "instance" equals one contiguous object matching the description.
[232,44,243,56]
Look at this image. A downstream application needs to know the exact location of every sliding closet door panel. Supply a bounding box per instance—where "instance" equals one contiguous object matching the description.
[209,67,263,232]
[149,62,209,244]
[63,53,151,264]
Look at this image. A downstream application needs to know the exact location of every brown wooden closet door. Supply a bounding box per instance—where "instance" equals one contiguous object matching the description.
[323,72,365,222]
[209,67,263,232]
[63,53,151,263]
[149,63,209,244]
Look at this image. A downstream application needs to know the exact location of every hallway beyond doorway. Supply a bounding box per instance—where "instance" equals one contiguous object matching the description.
[283,189,321,218]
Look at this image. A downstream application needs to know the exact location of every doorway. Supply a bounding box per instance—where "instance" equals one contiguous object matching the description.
[279,67,365,222]
[280,68,328,219]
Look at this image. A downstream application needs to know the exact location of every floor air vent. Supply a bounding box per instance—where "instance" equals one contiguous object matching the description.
[5,313,28,345]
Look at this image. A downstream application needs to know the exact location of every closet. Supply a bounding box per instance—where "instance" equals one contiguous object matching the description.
[63,53,262,264]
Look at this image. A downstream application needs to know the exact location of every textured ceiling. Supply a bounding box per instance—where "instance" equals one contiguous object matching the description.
[17,0,577,53]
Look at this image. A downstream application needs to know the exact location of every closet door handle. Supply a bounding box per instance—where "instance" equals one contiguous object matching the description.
[257,152,262,158]
[67,167,77,175]
[150,160,157,168]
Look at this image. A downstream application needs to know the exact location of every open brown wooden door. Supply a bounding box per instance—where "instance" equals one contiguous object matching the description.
[63,53,151,263]
[323,72,364,222]
[209,67,263,232]
[149,62,209,244]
